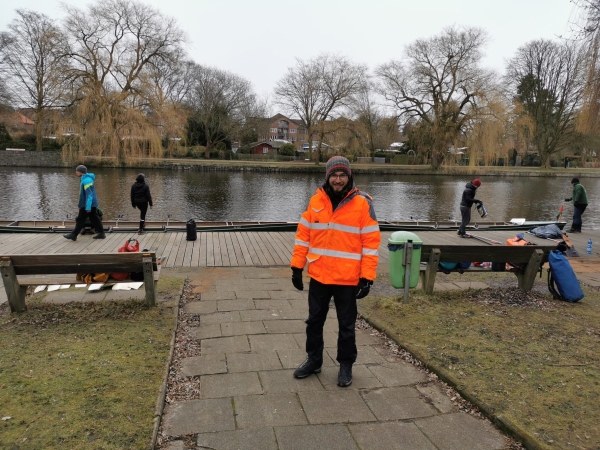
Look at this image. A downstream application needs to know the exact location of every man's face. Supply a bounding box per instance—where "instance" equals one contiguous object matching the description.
[76,171,83,177]
[328,171,349,193]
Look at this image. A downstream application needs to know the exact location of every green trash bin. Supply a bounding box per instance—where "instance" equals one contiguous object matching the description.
[388,231,422,289]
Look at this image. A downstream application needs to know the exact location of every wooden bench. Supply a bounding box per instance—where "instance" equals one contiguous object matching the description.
[418,244,548,294]
[0,252,160,313]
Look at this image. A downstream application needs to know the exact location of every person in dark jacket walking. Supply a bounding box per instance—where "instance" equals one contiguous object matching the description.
[63,165,105,241]
[131,173,153,234]
[565,178,588,233]
[457,179,482,237]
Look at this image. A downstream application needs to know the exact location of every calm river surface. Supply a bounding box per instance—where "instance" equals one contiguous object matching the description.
[0,167,597,229]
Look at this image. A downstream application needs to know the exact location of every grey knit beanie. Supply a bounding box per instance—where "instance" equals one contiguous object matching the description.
[75,164,87,174]
[325,156,351,179]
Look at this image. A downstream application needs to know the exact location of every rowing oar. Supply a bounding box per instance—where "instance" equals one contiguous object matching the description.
[465,233,502,245]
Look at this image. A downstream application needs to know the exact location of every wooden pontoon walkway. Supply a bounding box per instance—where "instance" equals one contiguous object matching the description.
[2,229,595,268]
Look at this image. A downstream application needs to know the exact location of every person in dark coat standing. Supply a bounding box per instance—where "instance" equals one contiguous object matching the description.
[565,177,588,233]
[131,173,153,234]
[457,178,482,237]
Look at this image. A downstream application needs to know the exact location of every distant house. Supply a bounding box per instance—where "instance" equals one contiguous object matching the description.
[253,113,319,151]
[0,109,36,138]
[249,139,295,155]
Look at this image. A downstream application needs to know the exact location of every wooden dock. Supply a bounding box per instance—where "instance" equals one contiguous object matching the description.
[1,229,597,268]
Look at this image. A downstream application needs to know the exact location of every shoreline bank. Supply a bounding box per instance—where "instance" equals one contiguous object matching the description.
[2,150,599,178]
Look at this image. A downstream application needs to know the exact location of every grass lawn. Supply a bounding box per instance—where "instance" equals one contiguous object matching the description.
[360,272,600,450]
[0,277,182,449]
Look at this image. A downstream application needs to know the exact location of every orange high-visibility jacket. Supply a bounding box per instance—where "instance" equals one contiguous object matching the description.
[291,186,381,285]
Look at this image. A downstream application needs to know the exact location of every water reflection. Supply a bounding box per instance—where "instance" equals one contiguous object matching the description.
[0,167,596,229]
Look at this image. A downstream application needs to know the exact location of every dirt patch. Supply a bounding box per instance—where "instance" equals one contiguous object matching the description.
[359,276,600,450]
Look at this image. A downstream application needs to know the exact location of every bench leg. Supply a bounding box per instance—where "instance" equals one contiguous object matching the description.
[421,248,441,295]
[516,249,544,291]
[142,256,156,307]
[1,259,27,313]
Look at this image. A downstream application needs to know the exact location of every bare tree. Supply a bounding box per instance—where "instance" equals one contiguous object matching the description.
[571,0,600,150]
[142,55,195,153]
[185,64,257,157]
[275,53,366,163]
[0,82,10,106]
[376,26,492,169]
[352,83,399,156]
[61,0,186,162]
[507,39,586,168]
[0,9,70,151]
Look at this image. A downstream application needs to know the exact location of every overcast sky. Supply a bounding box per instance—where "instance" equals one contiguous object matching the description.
[0,0,582,99]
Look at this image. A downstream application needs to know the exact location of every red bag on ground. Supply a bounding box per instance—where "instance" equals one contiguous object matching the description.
[111,238,140,280]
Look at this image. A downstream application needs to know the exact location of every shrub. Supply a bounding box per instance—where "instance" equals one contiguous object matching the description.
[278,143,296,156]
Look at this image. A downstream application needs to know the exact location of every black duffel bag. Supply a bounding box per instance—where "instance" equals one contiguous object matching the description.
[186,219,197,241]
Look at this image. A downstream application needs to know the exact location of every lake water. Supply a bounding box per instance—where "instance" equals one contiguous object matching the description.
[0,167,596,229]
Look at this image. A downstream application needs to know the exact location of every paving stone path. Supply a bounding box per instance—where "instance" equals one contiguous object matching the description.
[158,267,509,450]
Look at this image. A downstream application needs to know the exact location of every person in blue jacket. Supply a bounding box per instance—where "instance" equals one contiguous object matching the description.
[63,165,105,241]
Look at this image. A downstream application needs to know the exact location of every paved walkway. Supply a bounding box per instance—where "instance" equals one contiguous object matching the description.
[158,267,509,450]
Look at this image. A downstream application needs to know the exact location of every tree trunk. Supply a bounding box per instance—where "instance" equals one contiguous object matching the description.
[306,126,312,161]
[35,115,43,151]
[315,129,326,166]
[205,142,211,159]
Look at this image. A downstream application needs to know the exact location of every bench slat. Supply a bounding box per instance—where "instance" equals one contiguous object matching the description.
[1,253,161,312]
[1,252,158,275]
[421,245,551,263]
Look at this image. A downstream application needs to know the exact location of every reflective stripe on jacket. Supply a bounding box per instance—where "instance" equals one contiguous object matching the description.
[291,186,381,285]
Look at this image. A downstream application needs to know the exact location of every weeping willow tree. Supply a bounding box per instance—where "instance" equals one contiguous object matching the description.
[574,1,600,161]
[59,0,185,164]
[464,92,514,166]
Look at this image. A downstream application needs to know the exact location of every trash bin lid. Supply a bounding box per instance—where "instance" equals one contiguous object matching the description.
[388,231,423,245]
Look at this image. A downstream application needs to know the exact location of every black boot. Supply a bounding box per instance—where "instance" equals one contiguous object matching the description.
[93,232,106,239]
[63,233,77,241]
[293,358,321,379]
[337,363,353,387]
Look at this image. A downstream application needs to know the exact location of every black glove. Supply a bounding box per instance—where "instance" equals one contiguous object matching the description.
[356,278,373,299]
[291,267,304,291]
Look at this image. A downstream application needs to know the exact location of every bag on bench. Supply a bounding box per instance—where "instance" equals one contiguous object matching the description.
[76,273,109,284]
[111,238,140,281]
[547,249,584,302]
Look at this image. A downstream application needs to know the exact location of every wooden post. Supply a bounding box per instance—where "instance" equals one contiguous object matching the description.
[422,248,441,295]
[142,255,156,307]
[516,249,544,291]
[0,258,27,313]
[403,241,413,303]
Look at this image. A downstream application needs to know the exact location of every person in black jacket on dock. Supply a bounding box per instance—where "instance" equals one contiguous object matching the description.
[131,173,153,234]
[458,178,482,237]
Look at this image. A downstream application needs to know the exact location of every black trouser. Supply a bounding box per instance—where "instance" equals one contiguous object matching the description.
[305,278,358,366]
[572,204,587,230]
[73,207,103,236]
[458,205,471,235]
[134,202,148,230]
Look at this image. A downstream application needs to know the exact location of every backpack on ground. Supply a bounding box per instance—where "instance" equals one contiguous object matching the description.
[547,250,584,302]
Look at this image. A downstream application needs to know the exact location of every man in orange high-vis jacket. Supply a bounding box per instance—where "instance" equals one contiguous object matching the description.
[290,156,380,387]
